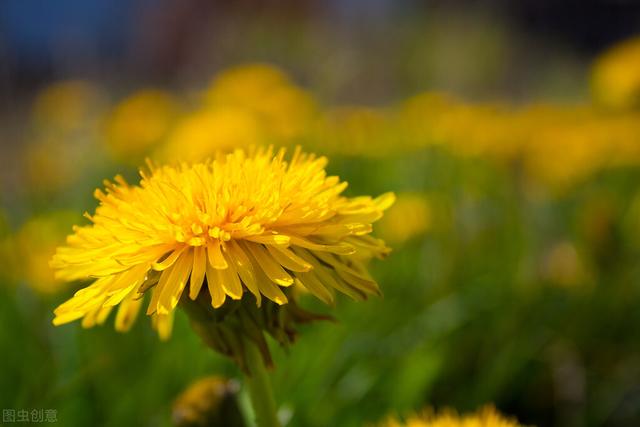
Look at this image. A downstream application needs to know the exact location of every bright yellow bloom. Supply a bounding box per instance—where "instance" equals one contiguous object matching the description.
[378,406,526,427]
[51,148,394,338]
[591,36,640,111]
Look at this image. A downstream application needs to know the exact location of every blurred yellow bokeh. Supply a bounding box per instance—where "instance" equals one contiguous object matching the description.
[104,89,181,162]
[378,193,432,245]
[204,63,317,141]
[25,81,106,193]
[13,211,80,295]
[160,107,261,162]
[591,36,640,111]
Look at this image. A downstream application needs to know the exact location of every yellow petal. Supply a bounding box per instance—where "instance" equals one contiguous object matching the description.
[226,240,261,306]
[205,262,226,308]
[337,268,381,296]
[266,245,312,272]
[151,246,187,271]
[95,305,114,325]
[244,242,293,286]
[157,249,193,314]
[103,264,149,306]
[52,310,85,326]
[147,262,174,315]
[294,273,334,305]
[288,235,355,255]
[294,248,368,300]
[251,263,289,305]
[115,292,144,332]
[153,312,174,341]
[207,240,228,269]
[189,246,207,299]
[81,309,98,328]
[245,234,290,245]
[374,192,396,211]
[218,261,243,299]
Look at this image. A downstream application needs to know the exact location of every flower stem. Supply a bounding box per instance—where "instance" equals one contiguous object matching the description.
[243,337,281,427]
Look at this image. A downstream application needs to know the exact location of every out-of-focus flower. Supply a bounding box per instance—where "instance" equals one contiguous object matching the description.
[158,64,316,163]
[204,64,317,140]
[400,92,459,148]
[376,406,526,427]
[50,147,393,366]
[397,94,640,191]
[399,93,521,161]
[24,137,94,193]
[205,64,289,104]
[517,105,636,191]
[13,212,80,295]
[540,241,590,289]
[105,89,180,162]
[172,376,243,427]
[311,107,400,157]
[591,36,640,111]
[25,81,106,193]
[32,81,105,132]
[160,108,261,162]
[378,193,431,245]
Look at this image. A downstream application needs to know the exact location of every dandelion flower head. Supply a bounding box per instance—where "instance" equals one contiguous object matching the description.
[51,147,394,338]
[379,406,526,427]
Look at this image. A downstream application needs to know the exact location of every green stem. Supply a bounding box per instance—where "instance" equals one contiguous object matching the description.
[243,338,281,427]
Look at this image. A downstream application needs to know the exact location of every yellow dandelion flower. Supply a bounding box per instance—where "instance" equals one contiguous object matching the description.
[377,406,527,427]
[24,137,86,193]
[160,107,261,162]
[172,376,242,427]
[26,81,106,193]
[204,64,317,140]
[591,36,640,111]
[15,212,80,295]
[105,89,180,162]
[32,80,105,132]
[312,107,398,157]
[51,147,394,343]
[378,193,432,245]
